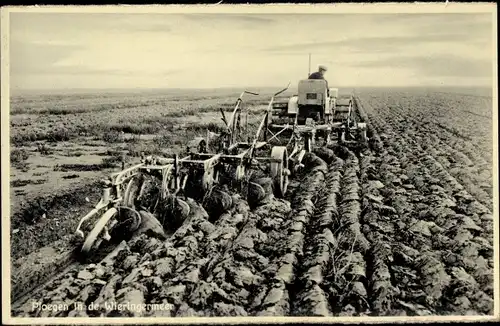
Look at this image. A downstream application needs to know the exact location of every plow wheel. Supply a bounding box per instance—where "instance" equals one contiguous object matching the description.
[270,146,290,198]
[81,207,118,255]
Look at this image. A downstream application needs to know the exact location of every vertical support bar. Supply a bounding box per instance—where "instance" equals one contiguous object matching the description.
[236,109,241,141]
[174,154,179,191]
[244,102,248,140]
[308,53,311,77]
[264,111,269,142]
[103,188,111,204]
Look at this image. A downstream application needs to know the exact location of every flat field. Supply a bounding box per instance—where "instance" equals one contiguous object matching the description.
[8,87,496,317]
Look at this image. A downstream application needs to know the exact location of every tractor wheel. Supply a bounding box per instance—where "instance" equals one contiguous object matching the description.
[270,146,290,198]
[81,207,118,255]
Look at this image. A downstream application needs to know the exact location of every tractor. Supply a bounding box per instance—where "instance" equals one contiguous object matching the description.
[272,79,333,126]
[270,78,367,147]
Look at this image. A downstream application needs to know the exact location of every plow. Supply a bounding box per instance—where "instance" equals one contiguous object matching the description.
[74,79,369,257]
[76,85,300,255]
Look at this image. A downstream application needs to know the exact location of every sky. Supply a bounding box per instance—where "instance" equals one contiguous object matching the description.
[8,11,495,91]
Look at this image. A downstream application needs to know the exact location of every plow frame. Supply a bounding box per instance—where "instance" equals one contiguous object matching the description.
[269,90,368,148]
[75,88,371,255]
[210,84,294,197]
[330,95,368,145]
[74,153,222,255]
[75,88,295,255]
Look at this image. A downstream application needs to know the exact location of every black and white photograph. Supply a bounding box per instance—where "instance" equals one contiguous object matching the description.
[1,4,498,323]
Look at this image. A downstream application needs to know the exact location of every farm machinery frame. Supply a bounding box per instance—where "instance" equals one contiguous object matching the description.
[270,79,368,146]
[74,85,310,255]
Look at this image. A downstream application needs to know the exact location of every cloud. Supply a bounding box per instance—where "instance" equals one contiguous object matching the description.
[10,40,83,74]
[10,39,183,77]
[364,13,492,35]
[180,13,276,24]
[369,13,491,24]
[340,34,475,51]
[10,13,174,37]
[264,41,343,53]
[27,66,183,77]
[8,12,494,90]
[262,12,492,55]
[350,54,492,78]
[264,32,488,54]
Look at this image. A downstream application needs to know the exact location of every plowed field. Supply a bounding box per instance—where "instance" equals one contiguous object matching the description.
[9,88,496,317]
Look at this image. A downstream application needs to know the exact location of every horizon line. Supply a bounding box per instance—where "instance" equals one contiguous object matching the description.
[11,85,494,92]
